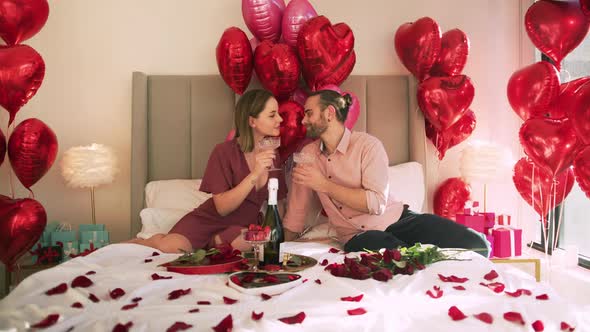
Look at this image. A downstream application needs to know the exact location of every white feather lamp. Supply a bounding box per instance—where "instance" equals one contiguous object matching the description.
[61,144,119,224]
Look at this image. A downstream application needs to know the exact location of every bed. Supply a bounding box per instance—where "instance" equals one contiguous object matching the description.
[0,75,587,331]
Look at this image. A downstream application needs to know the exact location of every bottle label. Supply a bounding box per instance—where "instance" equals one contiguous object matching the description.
[258,245,264,262]
[278,242,284,263]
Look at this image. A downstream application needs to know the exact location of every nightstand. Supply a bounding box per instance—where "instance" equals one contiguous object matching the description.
[4,263,59,295]
[490,257,541,282]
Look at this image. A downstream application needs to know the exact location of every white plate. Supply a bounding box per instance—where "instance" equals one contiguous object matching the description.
[227,271,304,295]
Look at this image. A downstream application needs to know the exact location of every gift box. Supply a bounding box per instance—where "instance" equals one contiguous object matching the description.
[80,230,110,245]
[480,212,495,229]
[455,213,485,233]
[41,222,60,244]
[51,230,77,246]
[79,224,106,232]
[491,227,522,258]
[58,241,79,261]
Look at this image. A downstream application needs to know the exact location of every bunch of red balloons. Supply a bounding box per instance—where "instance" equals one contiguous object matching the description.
[216,0,361,162]
[0,0,57,270]
[508,0,590,223]
[395,17,475,160]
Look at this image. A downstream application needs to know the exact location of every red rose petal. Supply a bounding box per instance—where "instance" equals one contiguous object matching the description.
[89,293,100,303]
[151,273,173,280]
[453,286,466,291]
[484,269,499,281]
[261,293,271,301]
[230,276,243,287]
[31,314,59,328]
[71,275,93,288]
[45,283,68,296]
[315,279,322,284]
[480,282,505,293]
[168,288,191,300]
[279,312,306,324]
[132,297,142,303]
[197,301,211,305]
[303,278,308,283]
[561,321,575,331]
[320,259,328,266]
[438,274,468,283]
[166,321,193,332]
[151,251,160,256]
[448,306,467,321]
[263,275,279,283]
[288,275,300,281]
[112,322,133,332]
[85,270,96,275]
[504,311,526,325]
[121,303,138,311]
[71,302,83,308]
[189,308,200,313]
[329,248,340,253]
[263,264,281,271]
[474,312,493,324]
[110,288,126,300]
[213,314,233,332]
[426,286,443,299]
[223,296,238,304]
[144,259,153,263]
[536,294,549,300]
[505,288,532,297]
[532,320,544,331]
[347,308,367,316]
[341,294,363,302]
[252,311,264,321]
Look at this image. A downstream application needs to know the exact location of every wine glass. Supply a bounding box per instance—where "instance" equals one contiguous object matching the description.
[258,136,281,171]
[242,228,270,271]
[293,152,315,166]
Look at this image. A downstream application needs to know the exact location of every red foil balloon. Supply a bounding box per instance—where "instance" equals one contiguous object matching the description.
[507,61,560,121]
[281,0,317,48]
[0,127,5,167]
[426,110,476,160]
[525,0,590,70]
[297,16,356,91]
[573,146,590,199]
[519,117,579,176]
[513,157,574,219]
[394,17,441,82]
[548,76,590,120]
[0,195,47,269]
[0,0,49,46]
[0,44,45,125]
[433,177,471,220]
[430,29,469,77]
[567,78,590,145]
[8,118,58,189]
[216,27,253,95]
[417,75,474,131]
[582,0,590,16]
[278,100,306,162]
[254,40,301,101]
[242,0,284,43]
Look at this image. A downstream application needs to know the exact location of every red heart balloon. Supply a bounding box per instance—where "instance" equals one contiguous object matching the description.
[507,61,560,121]
[426,110,476,160]
[254,40,300,101]
[417,75,474,131]
[278,100,307,162]
[216,27,253,95]
[394,17,441,82]
[0,127,6,167]
[0,44,45,125]
[8,118,58,189]
[0,195,47,269]
[297,16,356,91]
[0,0,49,46]
[433,177,471,220]
[582,0,590,16]
[525,0,590,70]
[573,146,590,199]
[567,78,590,145]
[519,117,579,176]
[513,157,574,219]
[547,76,590,119]
[430,29,469,77]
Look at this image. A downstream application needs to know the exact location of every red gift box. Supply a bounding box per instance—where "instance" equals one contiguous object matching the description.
[455,214,485,233]
[491,227,522,258]
[480,212,495,229]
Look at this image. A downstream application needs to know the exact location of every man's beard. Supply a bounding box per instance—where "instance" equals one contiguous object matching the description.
[305,116,328,138]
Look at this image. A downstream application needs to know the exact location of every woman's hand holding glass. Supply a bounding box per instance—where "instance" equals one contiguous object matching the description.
[258,136,281,171]
[251,149,276,178]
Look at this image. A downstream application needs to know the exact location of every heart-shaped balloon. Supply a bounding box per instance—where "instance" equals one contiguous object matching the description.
[291,87,308,105]
[216,27,253,95]
[582,0,590,16]
[525,0,590,70]
[0,127,6,167]
[281,0,317,47]
[573,146,590,199]
[8,118,58,189]
[417,75,474,131]
[0,195,47,269]
[547,76,590,119]
[507,61,560,121]
[297,16,356,91]
[0,0,49,46]
[225,128,236,142]
[394,17,441,82]
[513,157,574,219]
[519,117,579,176]
[433,177,471,220]
[278,100,307,162]
[242,0,284,42]
[567,78,590,145]
[254,40,300,101]
[426,110,476,160]
[0,44,46,125]
[430,29,469,77]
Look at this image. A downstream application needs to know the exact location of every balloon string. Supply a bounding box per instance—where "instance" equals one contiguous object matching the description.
[28,188,34,199]
[7,122,15,199]
[526,163,536,253]
[553,171,568,253]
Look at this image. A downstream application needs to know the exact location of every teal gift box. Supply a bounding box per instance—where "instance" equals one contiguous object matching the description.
[51,231,77,246]
[80,230,109,245]
[41,222,60,244]
[79,224,106,232]
[60,241,80,261]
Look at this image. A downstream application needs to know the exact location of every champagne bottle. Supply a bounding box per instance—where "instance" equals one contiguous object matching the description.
[261,178,284,265]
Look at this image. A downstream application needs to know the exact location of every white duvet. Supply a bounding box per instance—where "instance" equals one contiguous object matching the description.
[0,242,587,331]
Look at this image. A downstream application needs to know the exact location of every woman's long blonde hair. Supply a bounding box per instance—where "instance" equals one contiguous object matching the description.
[234,89,274,152]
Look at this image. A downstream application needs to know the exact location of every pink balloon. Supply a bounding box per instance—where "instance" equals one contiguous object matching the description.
[225,129,236,141]
[242,0,284,42]
[292,87,308,105]
[281,0,317,47]
[317,84,342,93]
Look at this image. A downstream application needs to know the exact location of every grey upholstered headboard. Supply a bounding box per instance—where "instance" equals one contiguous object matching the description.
[131,73,430,237]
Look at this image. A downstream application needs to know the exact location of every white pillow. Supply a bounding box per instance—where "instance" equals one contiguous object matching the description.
[136,208,189,239]
[388,161,425,212]
[145,179,211,210]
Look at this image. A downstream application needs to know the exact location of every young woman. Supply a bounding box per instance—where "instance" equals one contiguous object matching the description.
[130,89,287,253]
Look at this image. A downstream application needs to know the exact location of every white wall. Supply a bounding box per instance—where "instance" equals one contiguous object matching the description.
[0,0,535,245]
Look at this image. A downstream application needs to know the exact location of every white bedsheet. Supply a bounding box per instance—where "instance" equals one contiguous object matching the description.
[0,242,587,331]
